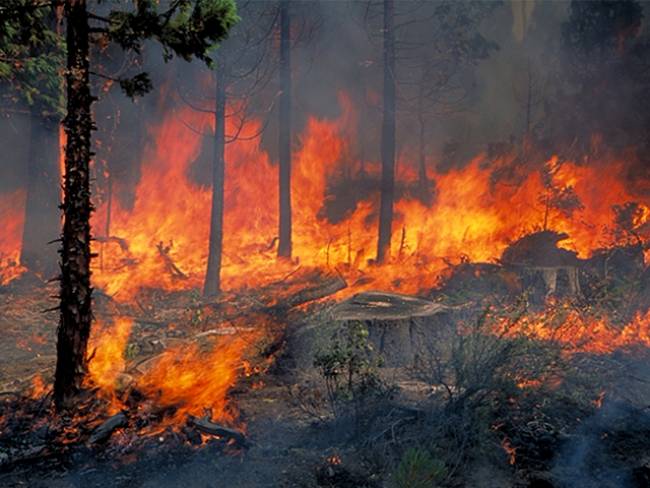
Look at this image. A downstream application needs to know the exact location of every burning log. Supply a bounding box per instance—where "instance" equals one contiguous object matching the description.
[88,411,128,444]
[156,241,188,280]
[332,291,451,367]
[203,270,347,318]
[275,272,347,310]
[187,415,248,446]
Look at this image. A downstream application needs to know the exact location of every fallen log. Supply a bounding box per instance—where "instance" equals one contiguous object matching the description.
[89,411,128,444]
[204,270,347,318]
[273,272,347,310]
[0,445,49,470]
[187,416,248,446]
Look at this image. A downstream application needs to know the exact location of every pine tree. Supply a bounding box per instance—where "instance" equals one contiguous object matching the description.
[2,0,238,409]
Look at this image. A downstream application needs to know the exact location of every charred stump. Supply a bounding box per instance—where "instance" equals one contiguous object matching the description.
[332,291,450,367]
[501,231,582,299]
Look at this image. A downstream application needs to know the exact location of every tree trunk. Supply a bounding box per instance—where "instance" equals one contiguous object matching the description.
[54,0,94,410]
[203,59,226,297]
[277,0,292,258]
[20,110,60,277]
[99,168,111,271]
[417,106,427,188]
[376,0,396,264]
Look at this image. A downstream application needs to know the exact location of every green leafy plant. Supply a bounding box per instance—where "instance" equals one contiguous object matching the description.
[314,321,388,420]
[392,447,447,488]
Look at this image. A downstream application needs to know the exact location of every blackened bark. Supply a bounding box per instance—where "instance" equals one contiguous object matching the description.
[54,0,94,410]
[203,59,226,297]
[21,110,60,277]
[277,0,292,258]
[376,0,396,264]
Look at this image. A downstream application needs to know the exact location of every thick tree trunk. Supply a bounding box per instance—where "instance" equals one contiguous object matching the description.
[20,111,60,277]
[332,291,451,367]
[203,59,226,297]
[277,0,292,258]
[54,0,94,410]
[376,0,396,264]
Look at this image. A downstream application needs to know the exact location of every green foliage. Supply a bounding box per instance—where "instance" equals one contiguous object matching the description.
[0,0,65,117]
[391,448,447,488]
[107,0,239,69]
[314,321,387,418]
[105,0,238,98]
[0,0,238,113]
[119,72,153,98]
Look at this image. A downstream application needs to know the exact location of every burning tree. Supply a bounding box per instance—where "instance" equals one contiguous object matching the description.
[1,0,238,409]
[178,1,278,295]
[359,0,497,263]
[278,0,292,259]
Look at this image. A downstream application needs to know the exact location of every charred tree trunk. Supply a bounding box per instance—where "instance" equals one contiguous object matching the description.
[277,0,292,259]
[20,111,60,277]
[376,0,396,264]
[203,59,226,297]
[54,0,94,410]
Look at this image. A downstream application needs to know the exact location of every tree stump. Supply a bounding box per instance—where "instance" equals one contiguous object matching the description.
[331,291,451,367]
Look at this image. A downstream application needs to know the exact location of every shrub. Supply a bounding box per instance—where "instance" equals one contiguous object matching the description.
[314,320,390,423]
[391,447,447,488]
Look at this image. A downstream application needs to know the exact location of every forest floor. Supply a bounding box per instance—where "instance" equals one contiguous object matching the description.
[2,270,650,487]
[0,277,382,488]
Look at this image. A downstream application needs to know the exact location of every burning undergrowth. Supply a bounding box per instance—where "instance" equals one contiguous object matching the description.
[3,256,650,486]
[2,67,650,488]
[0,308,279,472]
[4,92,649,301]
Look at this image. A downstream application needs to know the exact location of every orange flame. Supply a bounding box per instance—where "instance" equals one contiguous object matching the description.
[499,309,650,354]
[28,374,49,400]
[501,437,517,465]
[87,317,133,410]
[136,329,261,430]
[85,315,262,430]
[84,92,649,300]
[0,189,26,285]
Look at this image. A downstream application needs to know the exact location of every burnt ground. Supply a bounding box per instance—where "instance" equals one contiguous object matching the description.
[0,278,381,488]
[2,273,650,487]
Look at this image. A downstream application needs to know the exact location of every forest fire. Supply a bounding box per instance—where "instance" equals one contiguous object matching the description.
[3,0,650,485]
[78,94,650,301]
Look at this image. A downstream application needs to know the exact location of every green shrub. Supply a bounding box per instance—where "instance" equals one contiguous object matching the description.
[392,447,447,488]
[314,321,388,420]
